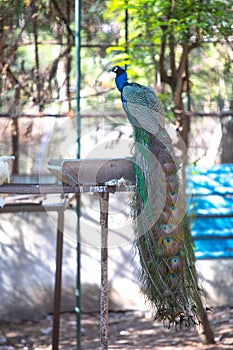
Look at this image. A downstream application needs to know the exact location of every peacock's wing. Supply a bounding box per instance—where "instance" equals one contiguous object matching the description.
[122,83,165,132]
[122,83,178,158]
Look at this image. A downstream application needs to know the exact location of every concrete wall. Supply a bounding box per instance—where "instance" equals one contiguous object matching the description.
[0,199,143,321]
[0,199,232,321]
[197,260,233,307]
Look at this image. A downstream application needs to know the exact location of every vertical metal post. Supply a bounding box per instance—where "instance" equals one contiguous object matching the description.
[75,0,81,349]
[185,56,191,112]
[99,192,109,350]
[75,0,81,152]
[125,0,129,71]
[75,196,81,350]
[125,0,128,53]
[52,209,64,350]
[66,0,71,110]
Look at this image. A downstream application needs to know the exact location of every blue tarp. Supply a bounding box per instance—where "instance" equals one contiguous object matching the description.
[186,164,233,259]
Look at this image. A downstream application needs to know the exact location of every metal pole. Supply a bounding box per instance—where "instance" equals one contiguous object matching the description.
[75,0,81,349]
[125,0,128,71]
[52,210,64,350]
[125,0,128,53]
[99,192,109,350]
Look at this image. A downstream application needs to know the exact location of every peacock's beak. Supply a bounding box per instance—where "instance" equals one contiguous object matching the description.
[108,66,117,73]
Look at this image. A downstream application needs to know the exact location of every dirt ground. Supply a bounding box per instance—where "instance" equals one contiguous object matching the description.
[0,307,233,350]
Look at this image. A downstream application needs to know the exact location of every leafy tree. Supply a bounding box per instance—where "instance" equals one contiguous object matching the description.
[0,0,75,112]
[106,0,233,146]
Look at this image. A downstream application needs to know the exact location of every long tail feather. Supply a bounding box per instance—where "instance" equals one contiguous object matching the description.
[133,126,201,328]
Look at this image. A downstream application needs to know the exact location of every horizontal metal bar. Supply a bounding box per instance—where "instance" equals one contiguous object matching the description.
[11,174,57,184]
[196,256,233,260]
[187,192,233,197]
[0,184,62,194]
[193,235,233,240]
[176,110,233,117]
[0,183,135,194]
[0,112,126,119]
[191,214,233,218]
[0,203,68,213]
[0,113,70,118]
[48,158,135,186]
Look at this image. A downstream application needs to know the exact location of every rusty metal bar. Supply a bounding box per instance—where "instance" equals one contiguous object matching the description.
[0,201,67,350]
[0,113,70,118]
[99,192,109,350]
[52,209,65,350]
[192,235,233,240]
[193,214,233,218]
[48,157,135,186]
[0,112,126,118]
[0,203,68,213]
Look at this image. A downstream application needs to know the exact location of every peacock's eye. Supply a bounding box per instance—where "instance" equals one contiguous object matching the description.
[165,237,172,244]
[112,66,118,73]
[172,257,179,264]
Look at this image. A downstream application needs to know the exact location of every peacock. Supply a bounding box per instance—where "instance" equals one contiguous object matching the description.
[110,66,203,328]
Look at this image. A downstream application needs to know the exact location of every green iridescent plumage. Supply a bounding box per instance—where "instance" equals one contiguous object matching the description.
[132,126,201,328]
[112,66,203,328]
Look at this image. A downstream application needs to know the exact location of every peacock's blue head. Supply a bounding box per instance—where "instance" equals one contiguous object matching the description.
[110,66,128,92]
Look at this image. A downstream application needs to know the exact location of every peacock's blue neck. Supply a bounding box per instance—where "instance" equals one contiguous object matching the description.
[115,71,128,92]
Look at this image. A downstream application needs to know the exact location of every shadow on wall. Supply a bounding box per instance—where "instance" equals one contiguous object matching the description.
[0,212,76,321]
[0,208,142,321]
[81,283,120,313]
[197,260,233,307]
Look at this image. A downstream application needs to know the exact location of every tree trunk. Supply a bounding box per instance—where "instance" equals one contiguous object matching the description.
[196,295,215,344]
[172,45,214,344]
[174,104,190,149]
[173,44,190,148]
[220,115,233,163]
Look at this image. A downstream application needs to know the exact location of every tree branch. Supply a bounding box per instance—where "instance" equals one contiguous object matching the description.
[159,30,172,86]
[174,43,189,107]
[169,33,176,80]
[51,0,74,44]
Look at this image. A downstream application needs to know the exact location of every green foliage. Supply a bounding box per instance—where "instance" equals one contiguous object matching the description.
[0,0,232,116]
[0,0,76,112]
[107,0,232,70]
[105,0,233,128]
[189,44,233,111]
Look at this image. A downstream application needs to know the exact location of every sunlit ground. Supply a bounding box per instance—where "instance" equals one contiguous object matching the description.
[0,307,232,349]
